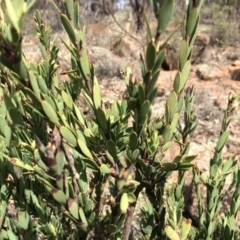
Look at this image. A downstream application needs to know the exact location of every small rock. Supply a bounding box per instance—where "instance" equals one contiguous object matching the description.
[231,69,240,81]
[89,46,123,79]
[196,63,221,80]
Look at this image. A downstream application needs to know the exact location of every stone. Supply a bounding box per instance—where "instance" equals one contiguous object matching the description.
[89,46,123,79]
[196,63,221,80]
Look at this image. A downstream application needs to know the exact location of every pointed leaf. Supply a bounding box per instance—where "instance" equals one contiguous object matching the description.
[42,100,59,124]
[164,225,180,240]
[180,219,192,240]
[106,140,117,157]
[60,126,77,146]
[77,138,93,159]
[157,0,174,33]
[216,131,228,152]
[93,76,102,109]
[9,158,34,171]
[179,39,189,70]
[52,188,67,205]
[120,193,129,213]
[61,14,76,45]
[146,42,156,71]
[68,198,79,220]
[100,164,111,174]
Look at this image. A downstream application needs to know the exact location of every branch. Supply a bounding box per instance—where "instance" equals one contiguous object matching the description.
[122,205,135,240]
[103,0,144,50]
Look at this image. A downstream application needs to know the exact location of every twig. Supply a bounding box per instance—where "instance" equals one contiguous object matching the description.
[102,0,145,50]
[63,144,80,198]
[122,205,135,240]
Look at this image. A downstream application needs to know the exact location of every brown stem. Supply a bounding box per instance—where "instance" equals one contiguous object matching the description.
[122,205,135,240]
[102,0,144,50]
[63,144,80,198]
[122,183,142,240]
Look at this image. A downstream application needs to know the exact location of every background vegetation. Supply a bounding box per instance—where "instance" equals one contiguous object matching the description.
[0,0,240,239]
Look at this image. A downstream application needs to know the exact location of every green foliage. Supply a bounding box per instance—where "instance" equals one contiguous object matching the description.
[0,0,240,239]
[202,3,240,47]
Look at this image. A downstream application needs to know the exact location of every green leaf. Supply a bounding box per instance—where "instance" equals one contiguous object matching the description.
[93,76,102,109]
[4,126,11,147]
[152,49,166,74]
[106,140,117,157]
[138,84,145,106]
[60,14,76,45]
[65,0,74,20]
[131,149,140,161]
[157,0,174,33]
[61,90,73,109]
[179,39,189,70]
[100,164,111,174]
[177,162,194,170]
[26,0,35,11]
[77,138,93,159]
[0,117,8,136]
[160,162,177,171]
[163,125,173,144]
[23,87,42,107]
[9,158,34,171]
[210,164,218,176]
[5,0,20,33]
[148,87,158,104]
[127,192,136,203]
[180,219,192,240]
[173,71,181,93]
[129,132,138,151]
[186,7,198,37]
[73,2,80,28]
[139,100,150,125]
[106,224,118,234]
[34,165,53,179]
[106,151,114,164]
[42,100,59,124]
[17,211,30,230]
[179,61,191,92]
[222,160,234,174]
[115,213,126,230]
[96,107,107,132]
[42,94,57,110]
[55,150,66,173]
[9,108,24,126]
[147,70,160,94]
[162,141,172,152]
[79,207,88,225]
[37,75,48,94]
[52,188,67,205]
[120,193,129,213]
[164,225,180,240]
[146,42,156,71]
[73,103,85,125]
[56,173,64,191]
[82,158,99,172]
[216,131,228,152]
[60,126,77,146]
[68,198,79,220]
[79,49,90,79]
[168,91,178,122]
[170,113,179,132]
[29,71,40,98]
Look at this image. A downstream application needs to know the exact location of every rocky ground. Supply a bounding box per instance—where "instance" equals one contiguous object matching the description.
[22,7,240,231]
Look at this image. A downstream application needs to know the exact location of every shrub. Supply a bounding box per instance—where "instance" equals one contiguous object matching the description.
[0,0,240,239]
[202,3,240,47]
